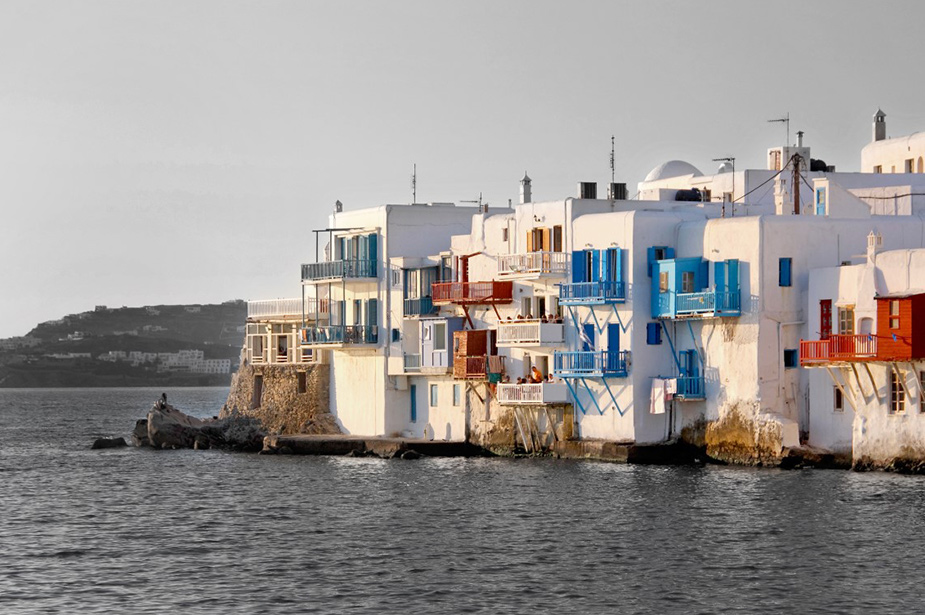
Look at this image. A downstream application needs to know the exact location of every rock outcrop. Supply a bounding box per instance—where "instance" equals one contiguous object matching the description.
[91,437,128,450]
[135,402,266,451]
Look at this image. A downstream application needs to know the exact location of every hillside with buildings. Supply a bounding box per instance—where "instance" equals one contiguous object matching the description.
[0,301,246,387]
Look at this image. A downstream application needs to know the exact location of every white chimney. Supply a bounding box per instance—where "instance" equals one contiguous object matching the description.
[520,172,532,204]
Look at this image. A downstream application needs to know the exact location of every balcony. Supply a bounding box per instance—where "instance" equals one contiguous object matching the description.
[496,320,565,347]
[558,281,626,305]
[301,259,377,283]
[247,298,328,321]
[553,351,628,378]
[403,353,421,372]
[432,281,513,305]
[497,383,570,405]
[454,355,504,380]
[655,290,741,319]
[674,376,705,400]
[300,325,378,346]
[498,252,569,277]
[800,334,878,366]
[404,297,437,317]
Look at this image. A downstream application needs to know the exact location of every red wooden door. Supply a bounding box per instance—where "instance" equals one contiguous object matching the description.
[820,299,832,340]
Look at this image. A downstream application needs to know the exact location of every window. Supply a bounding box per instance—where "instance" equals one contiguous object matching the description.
[873,165,882,174]
[702,188,712,202]
[890,300,900,330]
[297,372,307,394]
[890,370,906,414]
[905,158,915,173]
[502,227,509,242]
[659,271,669,292]
[646,322,662,345]
[553,226,563,252]
[833,386,843,412]
[779,257,792,287]
[434,322,447,351]
[430,384,438,407]
[391,328,400,343]
[815,187,826,216]
[783,349,798,368]
[838,306,855,335]
[681,271,695,293]
[453,384,461,407]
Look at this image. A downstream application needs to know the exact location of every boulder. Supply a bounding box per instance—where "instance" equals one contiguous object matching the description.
[91,437,128,450]
[400,449,422,460]
[138,401,265,452]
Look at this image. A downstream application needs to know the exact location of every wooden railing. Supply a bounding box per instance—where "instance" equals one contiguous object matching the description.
[800,334,878,365]
[431,281,513,304]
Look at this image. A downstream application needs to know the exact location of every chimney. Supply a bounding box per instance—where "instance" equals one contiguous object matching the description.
[520,172,532,204]
[578,182,597,199]
[873,109,886,142]
[334,200,343,213]
[867,230,883,263]
[797,130,804,147]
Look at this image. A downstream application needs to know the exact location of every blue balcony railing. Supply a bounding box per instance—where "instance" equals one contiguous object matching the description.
[553,350,628,378]
[675,376,705,399]
[300,325,378,345]
[301,259,377,282]
[558,280,626,305]
[656,290,740,318]
[403,297,436,317]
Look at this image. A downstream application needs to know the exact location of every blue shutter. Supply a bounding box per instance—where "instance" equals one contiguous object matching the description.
[601,248,612,282]
[571,250,586,283]
[367,233,378,276]
[666,247,675,259]
[337,237,345,260]
[607,323,620,352]
[713,261,727,294]
[779,257,792,287]
[646,322,662,345]
[591,250,601,282]
[615,248,624,283]
[647,247,656,277]
[699,259,709,291]
[727,259,740,291]
[366,298,378,327]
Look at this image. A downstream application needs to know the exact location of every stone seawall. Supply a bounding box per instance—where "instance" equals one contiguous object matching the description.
[221,362,337,435]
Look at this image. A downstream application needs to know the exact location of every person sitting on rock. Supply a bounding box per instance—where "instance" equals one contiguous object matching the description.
[158,392,167,409]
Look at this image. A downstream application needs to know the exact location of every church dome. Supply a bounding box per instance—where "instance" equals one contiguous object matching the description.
[644,160,702,182]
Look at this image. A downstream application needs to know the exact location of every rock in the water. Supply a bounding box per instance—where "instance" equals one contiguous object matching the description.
[91,437,127,450]
[400,449,422,460]
[131,419,150,447]
[139,401,266,452]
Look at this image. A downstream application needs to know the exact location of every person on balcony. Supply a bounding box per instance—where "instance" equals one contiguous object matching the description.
[530,365,543,383]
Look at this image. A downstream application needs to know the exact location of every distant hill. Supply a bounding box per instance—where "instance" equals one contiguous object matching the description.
[0,301,247,388]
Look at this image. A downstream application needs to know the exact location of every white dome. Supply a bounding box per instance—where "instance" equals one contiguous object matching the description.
[644,160,702,182]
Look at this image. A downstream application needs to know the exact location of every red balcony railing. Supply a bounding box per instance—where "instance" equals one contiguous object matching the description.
[800,334,878,366]
[431,281,513,305]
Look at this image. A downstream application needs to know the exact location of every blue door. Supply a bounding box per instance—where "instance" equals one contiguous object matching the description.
[606,323,621,373]
[410,384,417,423]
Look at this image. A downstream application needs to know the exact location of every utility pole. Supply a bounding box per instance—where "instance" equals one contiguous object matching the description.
[792,153,802,215]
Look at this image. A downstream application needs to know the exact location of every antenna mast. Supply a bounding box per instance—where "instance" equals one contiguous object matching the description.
[609,135,615,201]
[411,163,417,204]
[768,113,790,145]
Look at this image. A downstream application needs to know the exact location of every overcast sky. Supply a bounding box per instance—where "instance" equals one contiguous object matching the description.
[3,0,925,337]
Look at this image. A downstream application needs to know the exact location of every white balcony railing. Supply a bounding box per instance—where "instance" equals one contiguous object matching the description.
[497,383,570,405]
[498,252,569,277]
[247,298,327,320]
[497,320,565,346]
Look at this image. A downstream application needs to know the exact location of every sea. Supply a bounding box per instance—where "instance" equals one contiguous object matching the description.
[2,387,924,614]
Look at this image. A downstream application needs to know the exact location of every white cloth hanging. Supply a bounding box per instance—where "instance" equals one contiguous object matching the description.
[650,378,667,414]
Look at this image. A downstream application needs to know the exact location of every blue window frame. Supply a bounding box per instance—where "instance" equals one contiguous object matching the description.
[646,322,662,345]
[779,257,792,287]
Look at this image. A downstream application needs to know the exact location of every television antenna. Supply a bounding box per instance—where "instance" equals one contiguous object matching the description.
[768,113,790,145]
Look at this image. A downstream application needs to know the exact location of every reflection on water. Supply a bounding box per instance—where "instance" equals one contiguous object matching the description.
[1,388,923,613]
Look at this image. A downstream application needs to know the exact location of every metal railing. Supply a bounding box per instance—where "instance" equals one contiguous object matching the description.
[403,297,437,317]
[497,320,565,345]
[558,280,626,303]
[498,252,569,276]
[432,281,514,304]
[301,325,378,345]
[553,350,628,377]
[301,259,377,281]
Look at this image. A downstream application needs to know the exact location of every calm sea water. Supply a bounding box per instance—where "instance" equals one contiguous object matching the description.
[1,387,924,614]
